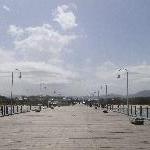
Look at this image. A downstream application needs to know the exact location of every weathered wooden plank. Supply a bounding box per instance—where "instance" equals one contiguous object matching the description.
[0,104,149,150]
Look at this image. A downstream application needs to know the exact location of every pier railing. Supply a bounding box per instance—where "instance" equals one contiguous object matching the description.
[0,105,32,117]
[105,104,150,120]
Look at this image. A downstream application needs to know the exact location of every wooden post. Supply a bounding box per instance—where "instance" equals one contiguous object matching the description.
[118,105,119,112]
[13,105,14,114]
[146,107,149,118]
[120,105,122,112]
[1,106,3,116]
[131,105,132,116]
[6,106,8,115]
[119,105,122,112]
[27,106,30,112]
[140,106,142,117]
[135,106,136,116]
[30,105,32,110]
[3,105,6,116]
[17,105,19,113]
[20,106,22,113]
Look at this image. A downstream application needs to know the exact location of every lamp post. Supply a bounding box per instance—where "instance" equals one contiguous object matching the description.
[10,69,22,115]
[117,68,129,116]
[97,90,100,98]
[100,85,108,98]
[105,84,108,97]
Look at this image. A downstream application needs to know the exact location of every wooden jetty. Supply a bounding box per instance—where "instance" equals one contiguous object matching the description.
[0,104,150,150]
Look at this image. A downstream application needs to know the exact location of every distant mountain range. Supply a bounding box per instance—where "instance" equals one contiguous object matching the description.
[132,90,150,97]
[104,90,150,98]
[2,90,150,99]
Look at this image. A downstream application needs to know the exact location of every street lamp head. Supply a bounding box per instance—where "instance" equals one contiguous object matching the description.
[15,69,22,78]
[19,72,22,78]
[118,68,128,72]
[117,74,121,78]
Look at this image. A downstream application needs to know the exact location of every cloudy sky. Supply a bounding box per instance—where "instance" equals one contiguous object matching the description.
[0,0,150,96]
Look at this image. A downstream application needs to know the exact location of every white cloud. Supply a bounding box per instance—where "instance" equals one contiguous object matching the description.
[8,25,24,39]
[0,4,80,96]
[7,25,78,94]
[4,4,150,96]
[8,24,77,63]
[4,4,79,96]
[0,61,77,84]
[0,60,79,96]
[3,5,10,12]
[53,4,77,30]
[0,48,15,63]
[96,61,117,81]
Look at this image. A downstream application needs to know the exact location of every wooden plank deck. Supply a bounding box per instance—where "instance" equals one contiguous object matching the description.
[0,104,150,150]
